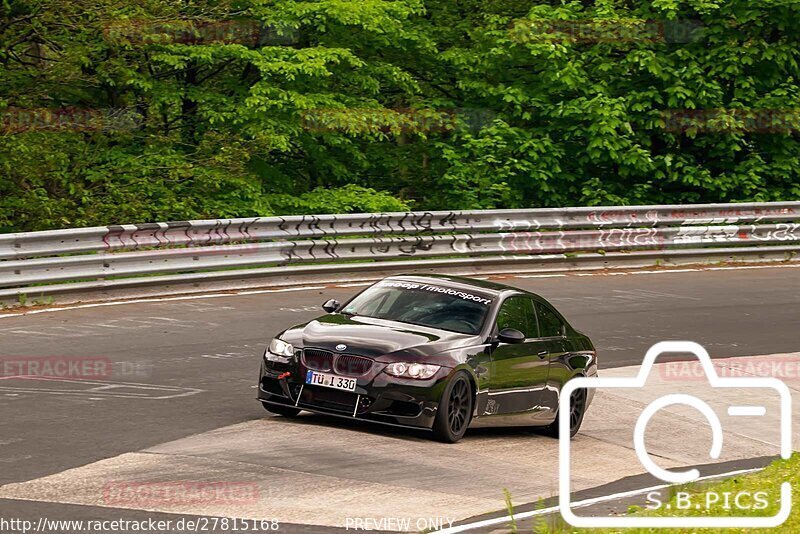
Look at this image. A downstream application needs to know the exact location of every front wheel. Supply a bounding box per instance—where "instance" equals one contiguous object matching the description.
[262,402,301,418]
[543,387,586,439]
[432,372,473,443]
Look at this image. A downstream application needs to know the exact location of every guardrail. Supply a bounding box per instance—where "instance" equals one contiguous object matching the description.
[1,202,798,301]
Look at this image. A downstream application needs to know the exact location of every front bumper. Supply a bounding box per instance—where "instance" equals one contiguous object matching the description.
[257,354,451,429]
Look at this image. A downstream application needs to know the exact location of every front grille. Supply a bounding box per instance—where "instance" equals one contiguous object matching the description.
[302,349,374,377]
[334,354,373,376]
[302,349,333,372]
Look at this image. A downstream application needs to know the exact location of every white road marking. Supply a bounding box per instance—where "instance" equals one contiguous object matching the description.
[0,455,33,463]
[434,467,764,533]
[0,286,326,320]
[0,377,203,399]
[630,268,701,275]
[709,264,800,271]
[279,305,324,313]
[0,317,218,339]
[200,352,251,360]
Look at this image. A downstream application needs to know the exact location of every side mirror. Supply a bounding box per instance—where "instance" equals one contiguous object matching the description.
[497,328,525,344]
[322,299,340,313]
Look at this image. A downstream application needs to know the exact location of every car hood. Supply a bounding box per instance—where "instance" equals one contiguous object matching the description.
[281,313,480,361]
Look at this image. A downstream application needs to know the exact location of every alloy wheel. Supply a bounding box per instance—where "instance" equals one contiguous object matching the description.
[569,388,586,433]
[448,379,469,434]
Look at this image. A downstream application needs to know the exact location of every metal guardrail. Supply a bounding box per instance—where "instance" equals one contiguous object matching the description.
[0,202,798,300]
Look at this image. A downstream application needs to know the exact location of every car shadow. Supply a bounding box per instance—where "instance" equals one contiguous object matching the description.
[267,411,554,443]
[273,412,433,442]
[464,425,554,440]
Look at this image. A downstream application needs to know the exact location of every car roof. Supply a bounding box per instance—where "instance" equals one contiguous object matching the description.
[385,274,543,299]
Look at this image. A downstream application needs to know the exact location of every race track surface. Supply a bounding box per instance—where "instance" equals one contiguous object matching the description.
[0,265,798,531]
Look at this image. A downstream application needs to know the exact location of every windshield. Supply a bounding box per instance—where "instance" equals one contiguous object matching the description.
[340,280,493,334]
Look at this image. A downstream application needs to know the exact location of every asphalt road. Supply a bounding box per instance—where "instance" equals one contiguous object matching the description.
[0,265,798,531]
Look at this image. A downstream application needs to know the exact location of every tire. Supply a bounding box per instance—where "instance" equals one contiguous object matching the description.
[262,402,301,418]
[543,386,586,439]
[432,371,473,443]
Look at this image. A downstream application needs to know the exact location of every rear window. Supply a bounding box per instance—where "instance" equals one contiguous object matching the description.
[341,280,493,334]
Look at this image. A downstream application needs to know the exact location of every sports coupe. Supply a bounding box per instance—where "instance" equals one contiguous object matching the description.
[257,275,597,442]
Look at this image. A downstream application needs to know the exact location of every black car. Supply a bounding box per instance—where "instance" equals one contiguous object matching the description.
[258,275,597,442]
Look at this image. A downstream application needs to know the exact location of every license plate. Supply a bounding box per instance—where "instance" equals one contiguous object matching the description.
[305,371,357,392]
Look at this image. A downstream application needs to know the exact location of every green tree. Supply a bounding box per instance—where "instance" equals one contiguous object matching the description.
[1,0,799,232]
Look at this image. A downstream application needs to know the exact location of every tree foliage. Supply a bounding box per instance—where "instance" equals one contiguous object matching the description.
[1,0,799,231]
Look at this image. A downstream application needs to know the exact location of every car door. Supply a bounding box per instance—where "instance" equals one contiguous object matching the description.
[486,296,551,417]
[533,298,568,414]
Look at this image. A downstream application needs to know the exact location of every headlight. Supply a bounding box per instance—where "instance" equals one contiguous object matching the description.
[384,362,441,380]
[267,338,294,359]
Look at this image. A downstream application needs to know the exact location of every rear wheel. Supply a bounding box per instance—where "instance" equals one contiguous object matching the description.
[262,402,301,418]
[543,387,586,438]
[432,372,473,443]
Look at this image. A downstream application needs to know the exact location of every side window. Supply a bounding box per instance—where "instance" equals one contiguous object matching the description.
[496,297,536,338]
[534,301,564,338]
